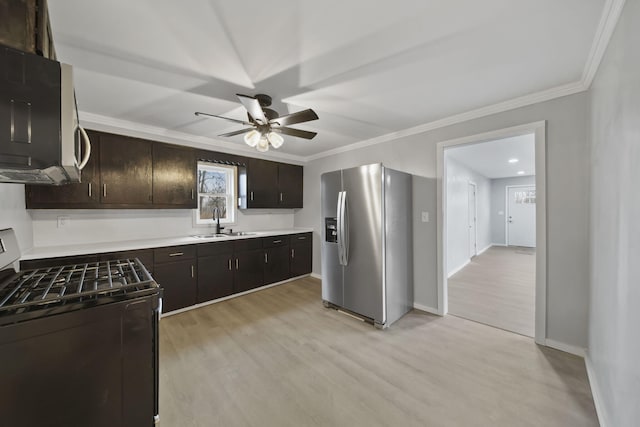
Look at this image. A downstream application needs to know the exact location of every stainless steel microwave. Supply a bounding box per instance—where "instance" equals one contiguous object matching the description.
[0,44,91,185]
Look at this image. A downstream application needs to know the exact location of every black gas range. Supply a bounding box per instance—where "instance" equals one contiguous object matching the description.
[0,228,161,427]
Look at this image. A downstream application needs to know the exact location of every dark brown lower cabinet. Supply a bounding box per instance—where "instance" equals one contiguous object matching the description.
[234,249,265,293]
[264,245,290,284]
[290,233,312,277]
[153,258,196,313]
[197,253,234,302]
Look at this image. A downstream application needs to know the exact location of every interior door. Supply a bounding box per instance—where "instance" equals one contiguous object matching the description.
[341,164,384,322]
[507,186,536,247]
[468,183,477,257]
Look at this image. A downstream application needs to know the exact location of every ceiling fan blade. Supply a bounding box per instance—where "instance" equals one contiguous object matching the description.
[195,111,251,125]
[218,128,254,137]
[236,94,268,124]
[270,109,319,127]
[276,127,317,140]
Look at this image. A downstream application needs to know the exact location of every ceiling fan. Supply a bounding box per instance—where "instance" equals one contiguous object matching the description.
[195,94,319,152]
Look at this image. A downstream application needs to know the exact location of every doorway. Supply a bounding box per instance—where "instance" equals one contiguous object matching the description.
[437,122,546,344]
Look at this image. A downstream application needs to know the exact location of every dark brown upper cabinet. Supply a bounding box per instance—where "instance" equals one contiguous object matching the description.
[100,133,153,206]
[0,0,56,59]
[153,143,196,208]
[244,159,303,209]
[25,130,101,208]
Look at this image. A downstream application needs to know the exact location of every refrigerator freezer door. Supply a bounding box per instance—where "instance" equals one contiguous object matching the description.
[321,170,343,307]
[342,164,384,323]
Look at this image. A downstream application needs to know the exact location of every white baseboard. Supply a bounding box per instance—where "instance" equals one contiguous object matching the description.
[492,242,507,247]
[584,354,610,427]
[413,303,441,315]
[310,272,322,280]
[544,339,586,358]
[477,244,493,255]
[447,259,470,278]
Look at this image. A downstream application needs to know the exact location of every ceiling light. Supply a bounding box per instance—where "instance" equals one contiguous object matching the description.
[508,158,519,163]
[267,131,284,149]
[244,130,261,147]
[517,171,525,175]
[256,136,269,152]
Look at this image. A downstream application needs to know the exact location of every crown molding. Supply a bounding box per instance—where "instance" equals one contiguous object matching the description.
[79,112,307,164]
[304,81,585,161]
[582,0,627,87]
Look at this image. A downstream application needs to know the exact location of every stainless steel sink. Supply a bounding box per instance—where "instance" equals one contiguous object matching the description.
[225,231,256,236]
[191,234,227,239]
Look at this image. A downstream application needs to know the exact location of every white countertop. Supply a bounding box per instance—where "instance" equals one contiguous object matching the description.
[20,228,314,261]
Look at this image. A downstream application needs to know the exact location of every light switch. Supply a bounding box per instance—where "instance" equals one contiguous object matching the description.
[421,211,429,222]
[57,216,70,228]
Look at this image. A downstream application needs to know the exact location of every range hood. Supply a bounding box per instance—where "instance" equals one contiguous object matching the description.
[0,44,90,185]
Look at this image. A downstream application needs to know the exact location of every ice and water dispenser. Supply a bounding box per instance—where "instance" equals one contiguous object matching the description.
[325,218,337,243]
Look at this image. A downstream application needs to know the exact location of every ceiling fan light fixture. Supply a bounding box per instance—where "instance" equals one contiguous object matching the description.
[244,129,261,147]
[267,131,284,149]
[256,136,270,152]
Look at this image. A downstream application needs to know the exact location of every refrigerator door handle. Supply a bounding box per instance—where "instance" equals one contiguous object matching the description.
[342,190,349,265]
[337,191,344,265]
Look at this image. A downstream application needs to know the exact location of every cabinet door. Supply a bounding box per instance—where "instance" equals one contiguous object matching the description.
[153,143,196,207]
[277,163,303,208]
[25,130,101,208]
[234,249,264,293]
[100,134,153,206]
[197,253,234,302]
[153,259,197,313]
[290,234,312,277]
[264,245,290,284]
[247,158,278,208]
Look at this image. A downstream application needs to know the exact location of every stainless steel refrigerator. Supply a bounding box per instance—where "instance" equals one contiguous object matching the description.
[321,163,413,328]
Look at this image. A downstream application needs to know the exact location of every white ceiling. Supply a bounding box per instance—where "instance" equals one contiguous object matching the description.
[446,134,535,179]
[48,0,605,158]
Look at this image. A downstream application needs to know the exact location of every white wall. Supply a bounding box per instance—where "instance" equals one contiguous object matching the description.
[490,175,536,245]
[294,91,590,348]
[30,208,295,247]
[0,184,33,255]
[588,0,640,425]
[445,157,491,275]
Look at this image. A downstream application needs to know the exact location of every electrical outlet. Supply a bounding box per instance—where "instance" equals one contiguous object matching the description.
[421,211,429,222]
[57,216,70,228]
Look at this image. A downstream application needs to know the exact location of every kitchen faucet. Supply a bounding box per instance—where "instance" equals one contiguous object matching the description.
[213,207,224,234]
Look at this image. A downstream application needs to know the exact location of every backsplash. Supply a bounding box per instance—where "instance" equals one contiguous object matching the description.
[30,208,295,247]
[0,184,33,254]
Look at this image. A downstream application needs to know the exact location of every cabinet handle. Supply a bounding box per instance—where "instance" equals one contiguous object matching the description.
[88,182,92,198]
[103,184,107,198]
[280,192,283,202]
[265,253,268,263]
[191,265,195,278]
[228,259,232,270]
[236,258,239,270]
[191,188,195,200]
[273,240,282,244]
[168,252,184,257]
[291,249,295,259]
[298,236,306,240]
[250,191,254,201]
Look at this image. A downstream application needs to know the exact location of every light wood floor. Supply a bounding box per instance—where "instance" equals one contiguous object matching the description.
[448,246,536,337]
[159,277,597,427]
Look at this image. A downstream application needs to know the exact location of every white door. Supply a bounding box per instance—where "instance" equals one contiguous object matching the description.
[468,183,477,257]
[507,186,536,247]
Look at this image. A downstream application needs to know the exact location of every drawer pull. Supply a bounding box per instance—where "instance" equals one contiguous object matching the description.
[291,249,295,258]
[297,236,306,240]
[236,258,239,270]
[228,259,232,270]
[265,253,268,263]
[191,265,195,278]
[279,192,283,202]
[103,184,107,198]
[273,240,282,244]
[168,252,184,257]
[88,182,92,198]
[250,191,254,201]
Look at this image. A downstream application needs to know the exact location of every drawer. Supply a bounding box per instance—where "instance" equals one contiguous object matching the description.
[290,233,312,245]
[99,249,154,272]
[233,237,262,252]
[262,235,289,248]
[197,241,234,257]
[20,255,99,271]
[153,245,196,264]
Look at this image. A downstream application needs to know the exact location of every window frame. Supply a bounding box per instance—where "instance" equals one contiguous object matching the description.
[195,162,238,225]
